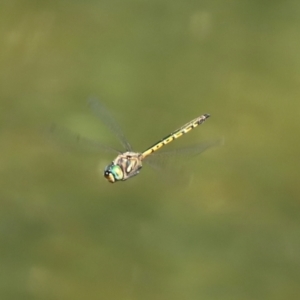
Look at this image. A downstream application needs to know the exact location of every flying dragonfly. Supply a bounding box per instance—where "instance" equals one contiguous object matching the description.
[82,99,212,183]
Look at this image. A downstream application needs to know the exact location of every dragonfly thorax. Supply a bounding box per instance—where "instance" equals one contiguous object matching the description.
[104,152,143,183]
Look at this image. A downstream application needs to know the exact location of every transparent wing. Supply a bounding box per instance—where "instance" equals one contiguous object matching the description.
[88,98,132,151]
[48,123,121,154]
[143,138,223,170]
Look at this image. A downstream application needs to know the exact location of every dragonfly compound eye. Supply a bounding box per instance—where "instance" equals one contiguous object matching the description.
[104,164,124,183]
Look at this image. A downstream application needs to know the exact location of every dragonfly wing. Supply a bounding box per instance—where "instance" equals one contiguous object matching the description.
[143,139,223,186]
[48,123,121,154]
[88,98,132,151]
[144,138,223,169]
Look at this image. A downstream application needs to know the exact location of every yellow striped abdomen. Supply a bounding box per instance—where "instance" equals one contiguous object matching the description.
[141,113,210,159]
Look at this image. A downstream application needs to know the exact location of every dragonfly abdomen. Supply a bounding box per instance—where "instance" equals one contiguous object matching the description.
[141,114,210,159]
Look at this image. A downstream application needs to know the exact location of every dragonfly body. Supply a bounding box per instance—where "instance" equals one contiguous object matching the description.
[104,151,143,183]
[104,113,210,183]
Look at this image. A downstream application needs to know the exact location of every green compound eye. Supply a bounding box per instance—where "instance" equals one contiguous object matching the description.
[110,165,123,180]
[104,164,124,183]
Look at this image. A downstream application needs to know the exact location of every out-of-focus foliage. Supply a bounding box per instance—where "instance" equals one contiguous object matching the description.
[1,0,300,299]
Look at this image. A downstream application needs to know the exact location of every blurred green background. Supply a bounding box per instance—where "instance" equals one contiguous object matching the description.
[1,0,300,299]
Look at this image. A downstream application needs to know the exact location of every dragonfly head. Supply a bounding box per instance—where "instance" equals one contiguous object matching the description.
[104,163,124,183]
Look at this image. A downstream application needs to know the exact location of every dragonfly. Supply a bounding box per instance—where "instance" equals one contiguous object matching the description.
[83,99,211,183]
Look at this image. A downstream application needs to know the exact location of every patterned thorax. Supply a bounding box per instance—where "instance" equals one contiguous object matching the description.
[104,152,143,183]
